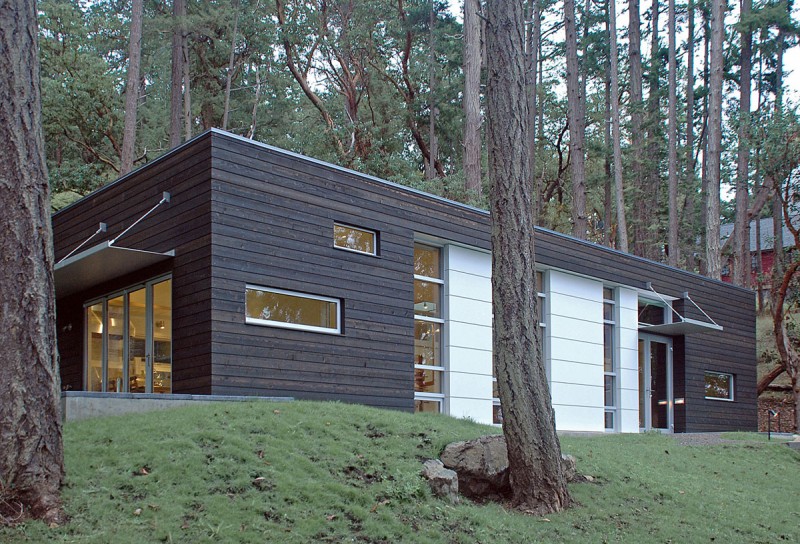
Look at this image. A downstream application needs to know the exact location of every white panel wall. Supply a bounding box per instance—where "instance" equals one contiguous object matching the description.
[444,245,494,424]
[617,287,641,432]
[548,270,605,432]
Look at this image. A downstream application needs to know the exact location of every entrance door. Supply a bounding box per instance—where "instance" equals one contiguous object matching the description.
[638,335,673,431]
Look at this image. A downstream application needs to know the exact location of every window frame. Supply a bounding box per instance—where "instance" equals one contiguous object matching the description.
[333,222,378,256]
[603,287,618,431]
[704,371,735,402]
[245,285,342,335]
[413,243,445,411]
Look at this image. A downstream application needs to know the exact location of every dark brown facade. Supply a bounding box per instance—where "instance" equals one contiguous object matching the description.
[53,129,756,432]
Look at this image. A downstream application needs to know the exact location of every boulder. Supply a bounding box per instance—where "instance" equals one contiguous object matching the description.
[440,435,585,501]
[421,459,459,504]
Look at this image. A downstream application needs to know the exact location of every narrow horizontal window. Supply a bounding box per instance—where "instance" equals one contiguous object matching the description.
[334,223,377,255]
[246,286,340,334]
[704,371,734,401]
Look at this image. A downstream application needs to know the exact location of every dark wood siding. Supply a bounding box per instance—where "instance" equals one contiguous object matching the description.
[52,135,214,394]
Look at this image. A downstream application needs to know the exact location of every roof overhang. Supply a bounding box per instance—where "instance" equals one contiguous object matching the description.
[54,242,174,298]
[638,318,723,336]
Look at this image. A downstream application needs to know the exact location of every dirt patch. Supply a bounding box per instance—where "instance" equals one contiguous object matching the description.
[758,397,796,433]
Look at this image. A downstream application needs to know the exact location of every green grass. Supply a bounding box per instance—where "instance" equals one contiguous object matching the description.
[3,401,800,543]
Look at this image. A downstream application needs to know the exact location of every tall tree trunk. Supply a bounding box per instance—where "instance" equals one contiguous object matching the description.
[426,4,439,181]
[699,6,710,276]
[463,0,482,194]
[565,0,587,238]
[169,0,185,148]
[705,0,725,280]
[667,0,678,266]
[628,0,645,255]
[528,0,540,210]
[609,0,629,251]
[733,0,752,286]
[222,0,240,131]
[684,0,696,266]
[121,0,144,175]
[643,0,661,261]
[755,213,763,311]
[485,0,571,514]
[0,0,64,524]
[603,63,612,248]
[182,35,192,141]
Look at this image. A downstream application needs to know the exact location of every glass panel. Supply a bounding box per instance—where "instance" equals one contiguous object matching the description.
[603,301,614,322]
[535,271,544,294]
[492,379,499,399]
[106,296,124,392]
[246,288,338,331]
[414,280,441,318]
[493,404,503,425]
[638,339,645,428]
[651,342,669,429]
[604,411,614,430]
[604,375,615,407]
[86,303,104,392]
[414,399,441,413]
[704,372,733,400]
[152,279,172,394]
[603,287,614,301]
[604,324,613,371]
[334,224,375,254]
[414,368,442,393]
[414,320,441,367]
[414,244,440,279]
[128,288,147,393]
[639,302,666,325]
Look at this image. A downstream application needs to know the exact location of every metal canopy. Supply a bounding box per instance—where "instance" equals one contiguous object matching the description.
[638,318,723,335]
[54,242,174,298]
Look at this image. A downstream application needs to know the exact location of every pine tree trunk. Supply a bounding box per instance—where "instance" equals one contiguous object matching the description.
[684,0,696,265]
[182,36,192,141]
[0,0,64,524]
[120,0,144,175]
[426,5,439,181]
[463,0,482,194]
[643,0,661,261]
[222,0,240,131]
[169,0,185,148]
[565,0,587,238]
[527,0,540,209]
[667,0,678,266]
[609,0,628,251]
[733,0,752,286]
[603,64,612,248]
[705,0,725,279]
[699,8,710,276]
[485,0,571,514]
[628,0,645,255]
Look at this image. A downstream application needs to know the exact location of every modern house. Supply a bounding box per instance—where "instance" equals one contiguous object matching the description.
[52,129,757,432]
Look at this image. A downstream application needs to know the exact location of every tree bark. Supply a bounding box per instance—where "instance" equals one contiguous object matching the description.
[426,4,439,181]
[565,0,587,238]
[222,0,241,131]
[684,0,696,265]
[733,0,752,286]
[528,0,541,212]
[485,0,571,514]
[182,33,192,141]
[463,0,482,194]
[120,0,144,175]
[0,0,64,524]
[705,0,725,279]
[667,0,678,266]
[699,6,710,276]
[609,0,628,251]
[169,0,185,148]
[628,0,645,255]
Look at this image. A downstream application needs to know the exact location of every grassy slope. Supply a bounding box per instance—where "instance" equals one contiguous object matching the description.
[3,401,799,544]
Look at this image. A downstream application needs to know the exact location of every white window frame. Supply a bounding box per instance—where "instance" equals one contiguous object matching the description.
[704,371,735,401]
[413,243,445,409]
[603,287,618,431]
[245,285,341,335]
[333,222,378,256]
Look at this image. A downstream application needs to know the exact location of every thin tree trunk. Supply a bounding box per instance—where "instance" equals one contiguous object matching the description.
[485,0,571,514]
[248,64,262,139]
[643,0,661,261]
[685,0,696,266]
[527,0,540,209]
[628,0,645,255]
[0,0,64,524]
[699,6,710,276]
[609,0,629,251]
[667,0,678,266]
[426,4,439,181]
[755,214,763,310]
[733,0,752,286]
[705,0,725,279]
[463,0,482,194]
[565,0,587,238]
[222,0,240,131]
[169,0,185,148]
[603,63,612,248]
[183,35,192,141]
[121,0,144,175]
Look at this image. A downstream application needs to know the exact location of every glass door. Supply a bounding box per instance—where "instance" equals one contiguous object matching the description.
[84,277,171,394]
[638,334,673,431]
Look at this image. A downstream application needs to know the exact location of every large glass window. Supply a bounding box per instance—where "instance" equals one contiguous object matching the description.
[333,223,377,256]
[704,372,734,401]
[638,300,667,325]
[493,270,547,424]
[85,277,172,394]
[604,287,617,430]
[246,286,340,334]
[414,244,445,412]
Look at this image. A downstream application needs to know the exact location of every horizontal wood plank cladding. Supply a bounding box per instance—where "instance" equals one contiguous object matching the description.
[52,134,215,395]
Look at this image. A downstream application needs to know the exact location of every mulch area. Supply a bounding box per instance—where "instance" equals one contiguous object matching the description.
[758,397,796,434]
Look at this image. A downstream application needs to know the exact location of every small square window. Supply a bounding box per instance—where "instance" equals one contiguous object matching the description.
[334,223,377,255]
[704,371,734,401]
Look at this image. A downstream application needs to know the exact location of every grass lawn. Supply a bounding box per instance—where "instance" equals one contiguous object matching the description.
[2,401,799,543]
